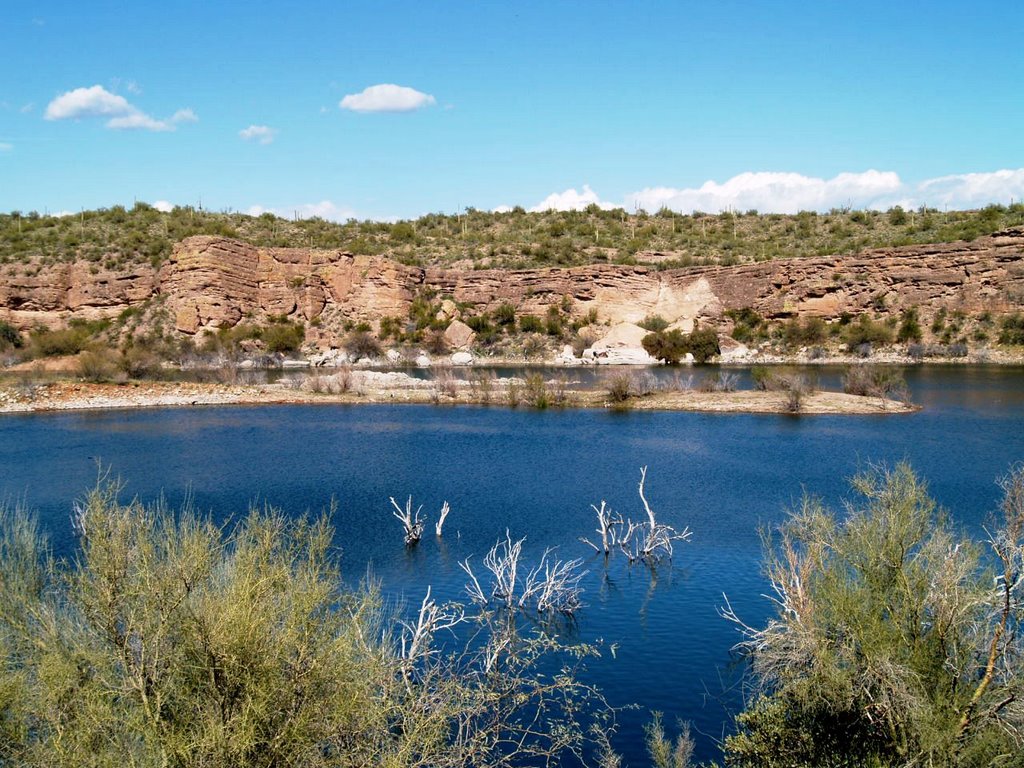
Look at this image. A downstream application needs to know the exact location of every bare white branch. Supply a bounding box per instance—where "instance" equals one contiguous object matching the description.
[435,500,451,537]
[390,495,425,546]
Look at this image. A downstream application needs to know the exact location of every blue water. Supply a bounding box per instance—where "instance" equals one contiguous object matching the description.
[1,365,1022,762]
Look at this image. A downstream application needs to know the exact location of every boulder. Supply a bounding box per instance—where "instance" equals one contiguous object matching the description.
[583,322,659,365]
[435,298,458,323]
[415,353,431,368]
[450,351,474,365]
[443,319,476,350]
[309,349,349,367]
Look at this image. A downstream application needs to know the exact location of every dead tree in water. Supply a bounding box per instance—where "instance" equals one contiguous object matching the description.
[461,531,586,616]
[390,495,425,545]
[580,500,623,555]
[435,501,451,537]
[582,466,691,564]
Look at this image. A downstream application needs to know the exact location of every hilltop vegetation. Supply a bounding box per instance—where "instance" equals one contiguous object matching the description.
[2,200,1024,272]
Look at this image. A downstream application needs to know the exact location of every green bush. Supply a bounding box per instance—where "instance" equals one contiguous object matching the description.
[260,321,305,353]
[897,306,923,343]
[518,315,544,333]
[638,314,670,332]
[724,463,1024,767]
[642,325,720,364]
[782,317,827,348]
[0,320,22,350]
[29,326,89,357]
[999,312,1024,345]
[493,302,516,327]
[0,482,611,767]
[843,314,893,351]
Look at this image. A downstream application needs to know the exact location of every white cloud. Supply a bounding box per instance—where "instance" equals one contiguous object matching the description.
[153,200,174,213]
[492,204,513,213]
[339,84,436,113]
[529,184,615,212]
[239,124,277,145]
[246,200,358,223]
[625,170,904,215]
[45,85,132,120]
[44,85,196,132]
[917,168,1024,209]
[522,168,1024,217]
[126,80,142,95]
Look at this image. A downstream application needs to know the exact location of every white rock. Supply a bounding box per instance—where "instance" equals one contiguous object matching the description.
[281,359,310,369]
[386,348,403,363]
[309,349,349,367]
[450,351,474,365]
[415,353,431,368]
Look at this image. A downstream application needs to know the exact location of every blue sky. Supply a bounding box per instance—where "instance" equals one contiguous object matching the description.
[2,1,1023,220]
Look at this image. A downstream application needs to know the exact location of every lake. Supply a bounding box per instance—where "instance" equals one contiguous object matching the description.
[2,364,1023,763]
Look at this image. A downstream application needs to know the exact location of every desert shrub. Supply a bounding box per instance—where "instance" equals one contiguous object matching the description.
[0,481,613,768]
[642,325,720,364]
[782,317,827,348]
[260,321,305,353]
[726,308,767,343]
[638,314,670,332]
[999,312,1024,345]
[523,372,549,409]
[343,330,382,360]
[842,366,908,400]
[723,463,1024,767]
[897,306,923,343]
[29,326,89,357]
[843,314,893,351]
[378,315,404,340]
[544,306,564,337]
[76,347,117,382]
[505,378,521,407]
[699,371,739,392]
[518,315,543,333]
[605,371,634,403]
[118,345,161,378]
[467,370,497,403]
[493,302,516,327]
[0,320,22,350]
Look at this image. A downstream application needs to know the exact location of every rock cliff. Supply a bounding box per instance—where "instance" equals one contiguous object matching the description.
[2,229,1023,345]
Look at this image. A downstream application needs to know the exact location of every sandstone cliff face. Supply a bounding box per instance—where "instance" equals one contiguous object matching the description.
[2,229,1023,343]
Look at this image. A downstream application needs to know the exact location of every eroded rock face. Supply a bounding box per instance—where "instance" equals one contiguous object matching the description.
[2,229,1023,345]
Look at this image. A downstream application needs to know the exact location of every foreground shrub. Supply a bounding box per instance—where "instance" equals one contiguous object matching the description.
[0,482,612,768]
[723,463,1024,766]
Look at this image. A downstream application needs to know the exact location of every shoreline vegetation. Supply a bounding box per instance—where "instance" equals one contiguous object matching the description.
[0,371,916,416]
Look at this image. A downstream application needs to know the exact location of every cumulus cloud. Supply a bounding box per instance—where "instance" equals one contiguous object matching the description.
[529,184,615,212]
[521,168,1024,217]
[339,84,436,113]
[245,200,358,223]
[44,85,196,132]
[492,204,513,213]
[625,170,904,215]
[917,168,1024,209]
[152,200,174,213]
[45,85,132,120]
[239,125,277,145]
